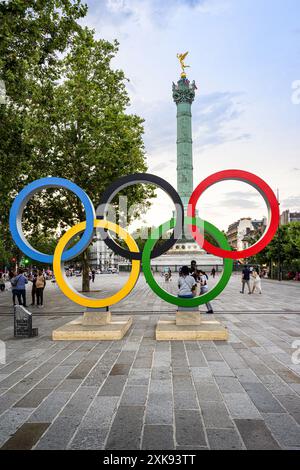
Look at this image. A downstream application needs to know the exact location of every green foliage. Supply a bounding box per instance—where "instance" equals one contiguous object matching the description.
[22,29,153,231]
[247,222,300,275]
[0,1,154,289]
[0,0,88,267]
[0,0,87,101]
[0,237,12,266]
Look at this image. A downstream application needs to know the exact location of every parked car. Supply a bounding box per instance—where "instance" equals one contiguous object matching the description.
[107,267,118,273]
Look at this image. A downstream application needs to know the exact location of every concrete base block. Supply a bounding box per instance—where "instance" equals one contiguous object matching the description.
[176,311,202,326]
[156,314,228,341]
[52,315,132,341]
[82,310,111,326]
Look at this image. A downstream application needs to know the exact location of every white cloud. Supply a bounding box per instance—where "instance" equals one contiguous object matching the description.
[281,196,300,210]
[106,0,128,13]
[193,92,250,152]
[84,0,229,36]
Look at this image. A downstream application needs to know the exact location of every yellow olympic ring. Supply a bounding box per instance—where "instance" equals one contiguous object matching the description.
[53,219,140,308]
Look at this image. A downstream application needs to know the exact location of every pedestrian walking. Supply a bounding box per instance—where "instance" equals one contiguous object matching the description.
[30,270,37,306]
[9,270,17,305]
[190,260,197,275]
[91,269,95,283]
[199,270,214,314]
[211,267,216,278]
[240,265,251,294]
[251,269,262,294]
[0,273,5,292]
[13,269,28,306]
[36,270,46,308]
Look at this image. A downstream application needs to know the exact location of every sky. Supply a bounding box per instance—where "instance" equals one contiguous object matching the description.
[83,0,300,232]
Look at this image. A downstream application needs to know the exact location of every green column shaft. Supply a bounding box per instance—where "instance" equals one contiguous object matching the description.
[172,77,196,213]
[176,101,193,209]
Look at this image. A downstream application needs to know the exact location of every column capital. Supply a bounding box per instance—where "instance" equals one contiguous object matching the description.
[172,77,197,104]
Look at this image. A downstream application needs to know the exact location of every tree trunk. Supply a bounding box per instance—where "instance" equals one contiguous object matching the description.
[270,261,274,280]
[82,250,90,292]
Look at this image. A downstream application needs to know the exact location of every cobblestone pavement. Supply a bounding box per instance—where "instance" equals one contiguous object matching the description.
[0,311,300,450]
[0,272,300,314]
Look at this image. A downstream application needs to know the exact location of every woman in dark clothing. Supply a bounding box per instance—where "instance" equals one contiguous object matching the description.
[0,273,5,292]
[30,270,37,306]
[9,270,18,305]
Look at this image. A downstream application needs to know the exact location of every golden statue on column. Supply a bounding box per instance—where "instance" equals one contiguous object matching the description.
[177,51,190,78]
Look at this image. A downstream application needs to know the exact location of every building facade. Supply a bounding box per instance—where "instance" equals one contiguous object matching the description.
[89,237,128,270]
[227,217,267,251]
[280,210,300,225]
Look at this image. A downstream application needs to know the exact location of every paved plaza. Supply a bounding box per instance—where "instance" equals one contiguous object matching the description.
[0,272,300,314]
[0,274,300,450]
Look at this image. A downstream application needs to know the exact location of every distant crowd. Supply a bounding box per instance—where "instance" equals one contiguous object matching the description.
[0,267,111,309]
[0,262,268,313]
[0,269,49,308]
[160,261,266,315]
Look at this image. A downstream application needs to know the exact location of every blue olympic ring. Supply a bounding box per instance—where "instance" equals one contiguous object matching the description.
[9,177,95,264]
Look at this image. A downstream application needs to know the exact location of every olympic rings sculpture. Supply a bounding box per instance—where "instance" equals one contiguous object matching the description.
[9,170,280,309]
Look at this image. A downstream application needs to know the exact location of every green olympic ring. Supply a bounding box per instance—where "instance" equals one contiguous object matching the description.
[142,216,233,307]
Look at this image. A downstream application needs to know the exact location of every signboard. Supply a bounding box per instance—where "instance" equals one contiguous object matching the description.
[14,306,38,338]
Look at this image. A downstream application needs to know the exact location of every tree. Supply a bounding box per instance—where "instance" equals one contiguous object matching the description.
[23,30,154,290]
[0,0,87,102]
[0,2,154,292]
[0,238,11,268]
[0,0,88,267]
[246,222,300,279]
[0,104,33,266]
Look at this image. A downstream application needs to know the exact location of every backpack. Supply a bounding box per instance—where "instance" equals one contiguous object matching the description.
[36,275,45,289]
[11,275,19,287]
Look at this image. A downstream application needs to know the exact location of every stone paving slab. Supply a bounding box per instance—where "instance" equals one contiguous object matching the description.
[0,312,299,450]
[175,409,206,447]
[206,428,245,450]
[234,419,281,450]
[1,423,50,450]
[105,405,145,450]
[200,400,235,429]
[142,425,175,450]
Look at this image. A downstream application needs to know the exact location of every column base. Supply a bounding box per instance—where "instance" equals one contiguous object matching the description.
[176,311,201,326]
[156,314,228,341]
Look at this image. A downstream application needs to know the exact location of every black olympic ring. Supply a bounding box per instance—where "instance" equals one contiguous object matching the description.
[96,173,184,260]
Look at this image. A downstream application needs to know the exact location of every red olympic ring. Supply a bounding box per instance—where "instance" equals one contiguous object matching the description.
[187,169,280,260]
